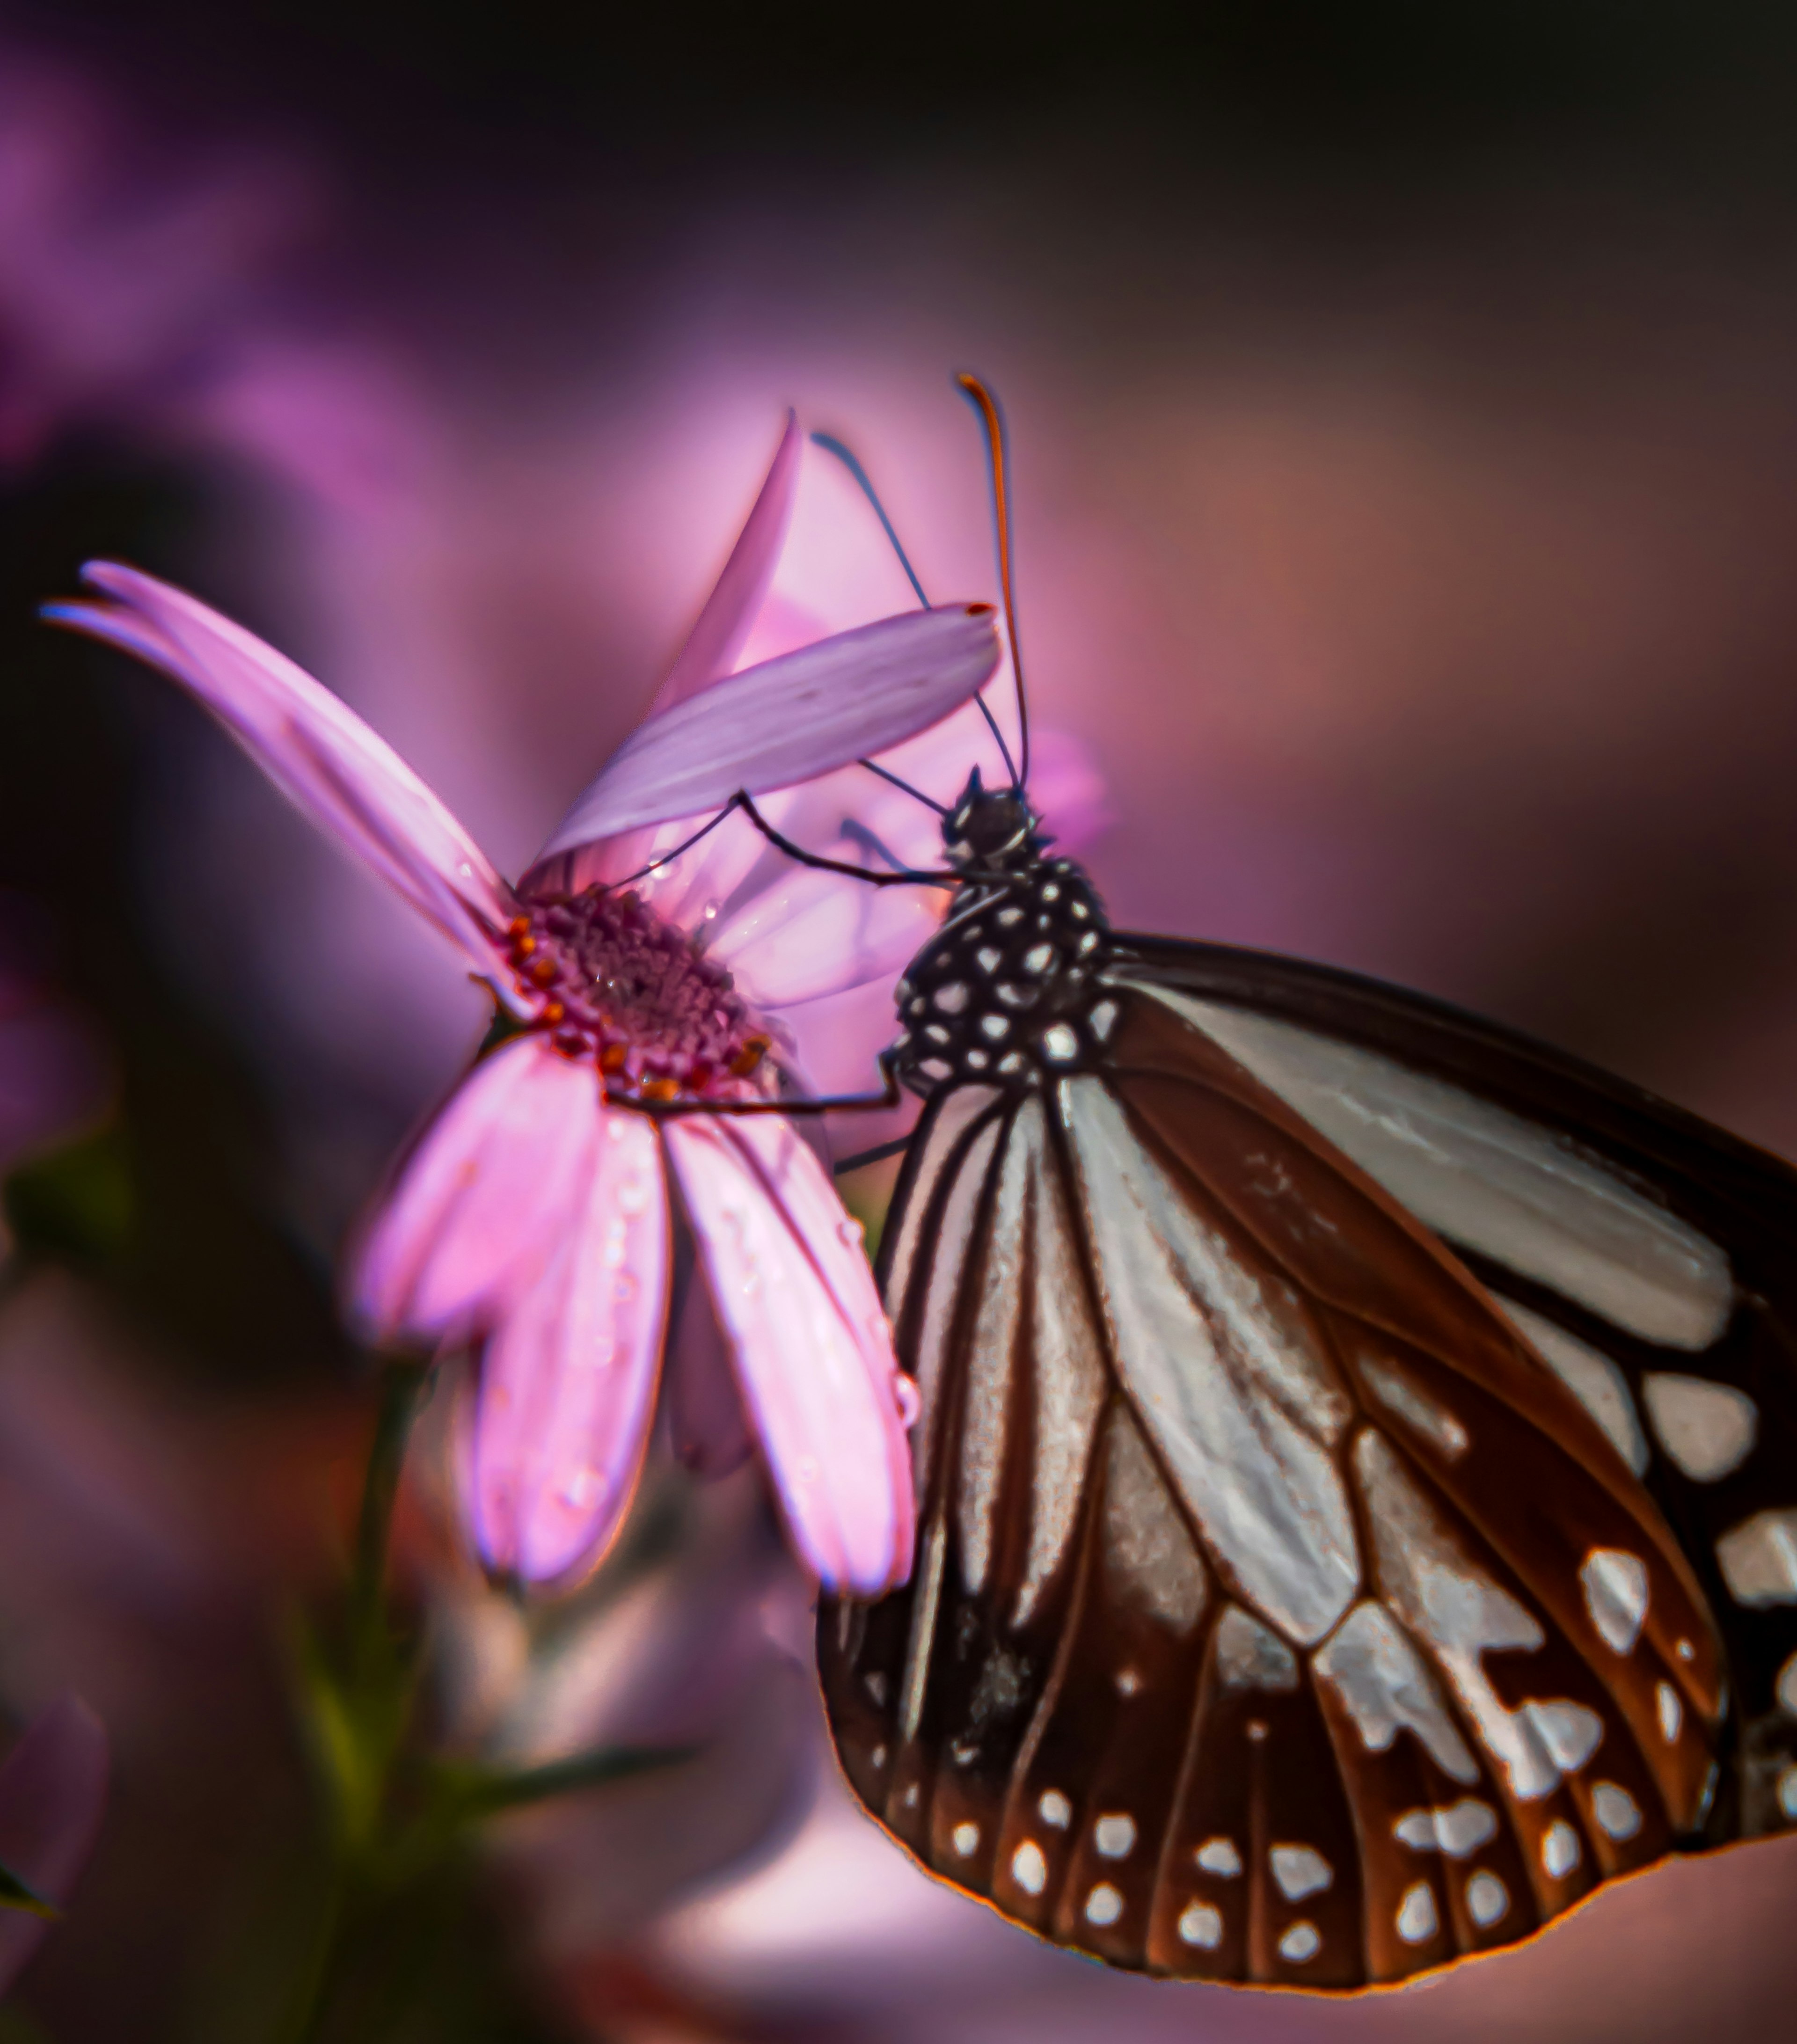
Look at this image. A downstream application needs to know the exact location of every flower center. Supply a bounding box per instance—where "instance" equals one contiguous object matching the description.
[508,887,772,1105]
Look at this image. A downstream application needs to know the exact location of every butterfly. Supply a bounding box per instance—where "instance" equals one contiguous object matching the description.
[802,377,1797,1991]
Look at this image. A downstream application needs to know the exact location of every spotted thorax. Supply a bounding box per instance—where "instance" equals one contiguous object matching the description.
[893,769,1115,1097]
[44,415,1006,1594]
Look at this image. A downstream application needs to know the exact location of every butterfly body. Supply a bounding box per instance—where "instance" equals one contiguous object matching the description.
[892,786,1113,1097]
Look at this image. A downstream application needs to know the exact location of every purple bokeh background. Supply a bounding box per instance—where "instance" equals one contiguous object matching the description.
[4,6,1797,2037]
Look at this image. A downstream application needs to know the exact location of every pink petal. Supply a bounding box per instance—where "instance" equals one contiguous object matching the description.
[649,412,803,718]
[352,1036,606,1346]
[534,603,1000,854]
[467,1106,671,1588]
[662,1273,755,1480]
[663,1116,913,1594]
[709,863,946,1010]
[44,564,515,974]
[0,1694,108,1995]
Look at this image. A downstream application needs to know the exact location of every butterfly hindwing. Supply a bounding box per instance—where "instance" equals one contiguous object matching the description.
[1110,934,1797,1823]
[818,972,1754,1988]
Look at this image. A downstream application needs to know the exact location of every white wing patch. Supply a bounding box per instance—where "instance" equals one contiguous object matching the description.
[957,1115,1029,1594]
[1102,1407,1209,1634]
[1013,1099,1110,1626]
[1495,1298,1649,1475]
[1135,987,1733,1352]
[1061,1077,1362,1647]
[1579,1548,1649,1655]
[1311,1600,1479,1783]
[907,1112,1003,1509]
[1716,1510,1797,1608]
[1642,1373,1759,1482]
[1355,1431,1604,1802]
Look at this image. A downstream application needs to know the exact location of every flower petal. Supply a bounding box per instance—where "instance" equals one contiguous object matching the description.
[649,411,802,718]
[534,603,1000,854]
[45,563,514,972]
[0,1694,109,1995]
[467,1106,671,1588]
[352,1036,605,1346]
[663,1115,913,1594]
[663,1273,756,1480]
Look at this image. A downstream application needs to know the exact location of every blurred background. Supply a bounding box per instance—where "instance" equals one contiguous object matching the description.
[3,1,1797,2037]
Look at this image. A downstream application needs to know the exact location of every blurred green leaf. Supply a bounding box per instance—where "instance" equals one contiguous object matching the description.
[2,1123,133,1266]
[0,1856,56,1920]
[433,1742,695,1819]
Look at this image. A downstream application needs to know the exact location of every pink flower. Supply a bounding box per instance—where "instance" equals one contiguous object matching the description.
[0,1694,109,1995]
[46,417,1004,1594]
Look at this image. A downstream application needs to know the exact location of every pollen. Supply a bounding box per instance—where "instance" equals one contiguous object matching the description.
[511,883,774,1108]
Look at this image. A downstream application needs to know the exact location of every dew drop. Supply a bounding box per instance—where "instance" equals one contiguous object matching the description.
[837,1215,866,1245]
[616,1176,650,1215]
[894,1375,921,1427]
[612,1273,639,1304]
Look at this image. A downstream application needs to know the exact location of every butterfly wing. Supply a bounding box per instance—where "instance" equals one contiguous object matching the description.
[1111,931,1797,1818]
[818,949,1791,1989]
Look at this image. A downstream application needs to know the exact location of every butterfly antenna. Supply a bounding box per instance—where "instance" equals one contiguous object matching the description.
[812,427,1014,797]
[811,432,931,609]
[955,372,1030,790]
[860,757,948,815]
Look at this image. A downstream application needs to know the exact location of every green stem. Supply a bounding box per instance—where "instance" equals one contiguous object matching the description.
[348,1358,427,1681]
[276,1357,426,2044]
[273,1880,347,2044]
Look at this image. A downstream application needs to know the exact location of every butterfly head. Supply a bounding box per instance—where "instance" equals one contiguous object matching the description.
[942,767,1041,872]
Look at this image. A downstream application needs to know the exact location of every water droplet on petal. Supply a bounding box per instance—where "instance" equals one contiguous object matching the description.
[560,1467,605,1509]
[616,1175,650,1215]
[894,1375,921,1427]
[742,1266,763,1300]
[613,1273,639,1304]
[589,1336,616,1369]
[796,1456,820,1484]
[602,1239,626,1267]
[703,899,720,920]
[837,1215,866,1245]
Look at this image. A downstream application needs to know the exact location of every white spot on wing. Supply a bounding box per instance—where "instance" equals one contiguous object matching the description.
[1580,1548,1649,1655]
[899,1518,947,1745]
[1396,1882,1439,1944]
[1313,1601,1479,1783]
[1541,1820,1581,1878]
[1095,1814,1137,1859]
[1497,1299,1649,1475]
[1643,1374,1758,1481]
[1717,1509,1797,1606]
[956,1114,1028,1594]
[1039,1789,1072,1828]
[1520,1700,1604,1774]
[1011,1840,1047,1894]
[952,1821,979,1857]
[1592,1782,1641,1840]
[1466,1870,1509,1927]
[1196,1837,1242,1877]
[1657,1682,1683,1742]
[1063,1079,1361,1645]
[1084,1883,1124,1927]
[1777,1653,1797,1716]
[932,981,970,1014]
[1179,1901,1223,1948]
[1278,1921,1321,1963]
[1779,1766,1797,1822]
[1140,988,1733,1350]
[1270,1845,1333,1900]
[1392,1798,1498,1857]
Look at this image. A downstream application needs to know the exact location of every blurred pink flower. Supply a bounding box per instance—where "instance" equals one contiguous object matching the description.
[46,420,1004,1597]
[0,1693,109,1995]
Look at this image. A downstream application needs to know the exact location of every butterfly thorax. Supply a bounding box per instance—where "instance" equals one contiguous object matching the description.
[891,848,1115,1097]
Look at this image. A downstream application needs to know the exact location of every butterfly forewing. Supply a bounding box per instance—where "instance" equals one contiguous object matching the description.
[819,974,1753,1989]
